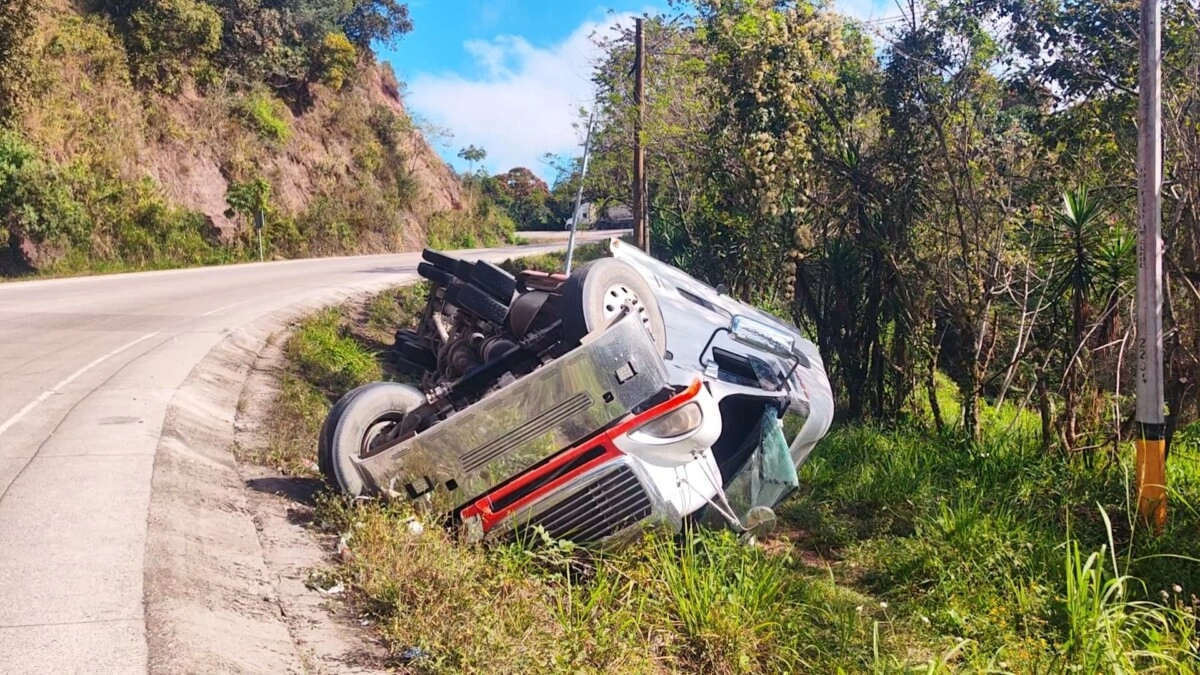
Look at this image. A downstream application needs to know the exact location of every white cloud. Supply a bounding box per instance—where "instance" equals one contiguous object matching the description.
[406,14,636,178]
[407,4,897,178]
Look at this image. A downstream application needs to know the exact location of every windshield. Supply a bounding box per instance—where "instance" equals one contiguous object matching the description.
[724,408,800,523]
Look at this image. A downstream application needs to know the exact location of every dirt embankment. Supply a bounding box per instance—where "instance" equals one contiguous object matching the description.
[141,65,462,237]
[10,5,467,270]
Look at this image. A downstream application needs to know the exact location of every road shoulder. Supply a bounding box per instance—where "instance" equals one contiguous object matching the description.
[143,300,387,674]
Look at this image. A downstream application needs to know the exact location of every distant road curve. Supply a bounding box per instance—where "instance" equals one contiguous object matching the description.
[0,229,622,674]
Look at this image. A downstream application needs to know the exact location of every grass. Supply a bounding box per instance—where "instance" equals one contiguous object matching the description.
[309,425,1199,673]
[313,497,881,674]
[782,417,1200,672]
[249,284,430,474]
[497,242,605,275]
[361,283,430,345]
[260,256,1200,674]
[236,90,292,143]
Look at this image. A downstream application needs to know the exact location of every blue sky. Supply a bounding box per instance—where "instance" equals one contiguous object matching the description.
[378,0,896,180]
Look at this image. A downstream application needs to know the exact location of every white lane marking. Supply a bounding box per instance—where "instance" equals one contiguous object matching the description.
[200,300,247,317]
[0,331,161,438]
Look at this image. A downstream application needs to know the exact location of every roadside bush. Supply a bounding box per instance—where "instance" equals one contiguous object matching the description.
[313,32,357,90]
[42,14,132,88]
[111,178,226,267]
[292,196,359,257]
[226,177,271,222]
[236,91,291,143]
[0,130,89,261]
[427,199,514,251]
[0,0,37,123]
[125,0,222,93]
[0,125,234,274]
[368,104,411,151]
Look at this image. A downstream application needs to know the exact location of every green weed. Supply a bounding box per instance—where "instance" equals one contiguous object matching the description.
[497,242,604,275]
[361,283,429,344]
[286,307,381,397]
[247,373,327,475]
[236,91,291,142]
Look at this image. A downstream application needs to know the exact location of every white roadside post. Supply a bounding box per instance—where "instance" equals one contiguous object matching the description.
[1135,0,1167,532]
[565,110,596,276]
[254,208,265,263]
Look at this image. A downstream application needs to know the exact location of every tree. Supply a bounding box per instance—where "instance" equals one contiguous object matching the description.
[313,32,358,90]
[457,145,487,174]
[342,0,413,51]
[225,178,272,225]
[492,167,548,199]
[576,0,1200,451]
[487,167,554,230]
[104,0,413,97]
[540,153,591,225]
[588,16,716,271]
[126,0,222,92]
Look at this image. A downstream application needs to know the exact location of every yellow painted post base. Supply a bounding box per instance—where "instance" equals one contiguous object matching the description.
[1135,437,1167,534]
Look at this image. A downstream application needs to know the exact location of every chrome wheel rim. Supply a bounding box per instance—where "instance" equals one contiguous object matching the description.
[602,283,651,334]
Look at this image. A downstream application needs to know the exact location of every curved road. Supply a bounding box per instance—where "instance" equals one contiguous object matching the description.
[0,232,614,674]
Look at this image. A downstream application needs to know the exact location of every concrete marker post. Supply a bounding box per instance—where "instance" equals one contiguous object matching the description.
[1135,0,1166,533]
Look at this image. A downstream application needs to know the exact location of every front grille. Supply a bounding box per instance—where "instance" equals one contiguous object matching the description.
[517,464,652,543]
[457,392,593,473]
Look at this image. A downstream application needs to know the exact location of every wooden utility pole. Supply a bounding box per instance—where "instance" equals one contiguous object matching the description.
[632,18,648,252]
[1135,0,1167,532]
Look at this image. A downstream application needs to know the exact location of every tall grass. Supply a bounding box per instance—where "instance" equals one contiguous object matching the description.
[1059,512,1198,672]
[312,497,882,675]
[785,411,1200,671]
[286,307,381,397]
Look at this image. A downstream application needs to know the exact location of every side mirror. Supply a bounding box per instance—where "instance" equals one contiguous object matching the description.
[743,505,777,537]
[729,315,796,359]
[716,283,728,295]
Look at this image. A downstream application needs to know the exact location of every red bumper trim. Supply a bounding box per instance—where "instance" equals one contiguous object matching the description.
[460,379,703,534]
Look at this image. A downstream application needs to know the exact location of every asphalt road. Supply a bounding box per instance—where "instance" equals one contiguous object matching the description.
[0,231,616,674]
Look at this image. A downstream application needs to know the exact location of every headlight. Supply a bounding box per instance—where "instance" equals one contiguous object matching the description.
[633,402,703,439]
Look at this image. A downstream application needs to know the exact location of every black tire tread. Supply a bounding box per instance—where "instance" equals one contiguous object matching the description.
[469,260,518,303]
[418,262,455,287]
[422,248,460,272]
[456,282,509,326]
[319,382,390,483]
[454,259,475,282]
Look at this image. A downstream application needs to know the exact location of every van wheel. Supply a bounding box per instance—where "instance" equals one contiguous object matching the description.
[560,258,666,353]
[326,383,426,496]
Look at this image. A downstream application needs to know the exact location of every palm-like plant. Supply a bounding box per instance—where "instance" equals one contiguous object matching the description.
[1039,189,1133,449]
[1046,189,1107,332]
[1094,226,1137,343]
